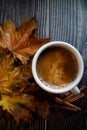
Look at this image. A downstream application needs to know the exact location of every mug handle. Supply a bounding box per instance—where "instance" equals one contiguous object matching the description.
[71,86,80,95]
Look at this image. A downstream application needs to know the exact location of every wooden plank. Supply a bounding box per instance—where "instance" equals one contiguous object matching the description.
[0,0,87,130]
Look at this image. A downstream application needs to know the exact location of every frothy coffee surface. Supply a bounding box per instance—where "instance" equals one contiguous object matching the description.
[36,46,78,89]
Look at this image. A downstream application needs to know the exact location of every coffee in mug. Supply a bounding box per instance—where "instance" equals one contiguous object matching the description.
[36,46,78,89]
[32,41,84,94]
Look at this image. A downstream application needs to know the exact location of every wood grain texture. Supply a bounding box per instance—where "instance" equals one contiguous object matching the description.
[0,0,87,130]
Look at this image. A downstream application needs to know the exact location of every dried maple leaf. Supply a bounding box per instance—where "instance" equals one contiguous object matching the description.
[17,17,38,38]
[36,101,50,118]
[14,38,50,64]
[0,19,16,49]
[0,17,51,123]
[0,51,32,94]
[0,17,50,64]
[0,51,34,122]
[0,94,35,123]
[0,90,50,123]
[0,48,51,123]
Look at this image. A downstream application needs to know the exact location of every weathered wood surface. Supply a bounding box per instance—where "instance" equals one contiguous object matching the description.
[0,0,87,129]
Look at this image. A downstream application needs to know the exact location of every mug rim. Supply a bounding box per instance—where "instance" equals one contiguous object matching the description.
[32,41,84,94]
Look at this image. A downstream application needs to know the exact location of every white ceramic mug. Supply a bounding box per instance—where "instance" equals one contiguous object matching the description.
[32,41,84,94]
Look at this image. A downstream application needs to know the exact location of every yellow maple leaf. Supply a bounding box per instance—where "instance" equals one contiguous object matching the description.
[0,17,51,123]
[0,50,32,94]
[0,94,35,123]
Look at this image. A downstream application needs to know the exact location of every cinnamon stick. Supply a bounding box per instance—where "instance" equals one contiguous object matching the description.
[55,97,81,111]
[54,104,78,111]
[66,93,85,103]
[64,85,86,101]
[80,85,87,91]
[54,86,86,111]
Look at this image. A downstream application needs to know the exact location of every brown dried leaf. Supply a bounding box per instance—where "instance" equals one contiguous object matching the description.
[0,17,50,64]
[13,107,31,123]
[0,53,32,94]
[0,17,51,123]
[0,19,16,50]
[18,17,38,38]
[36,101,50,118]
[0,92,51,123]
[0,94,35,123]
[14,38,50,64]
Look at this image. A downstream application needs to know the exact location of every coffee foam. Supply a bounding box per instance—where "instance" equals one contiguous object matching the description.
[36,46,78,89]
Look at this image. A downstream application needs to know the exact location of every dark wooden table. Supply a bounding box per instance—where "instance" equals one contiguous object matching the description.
[0,0,87,130]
